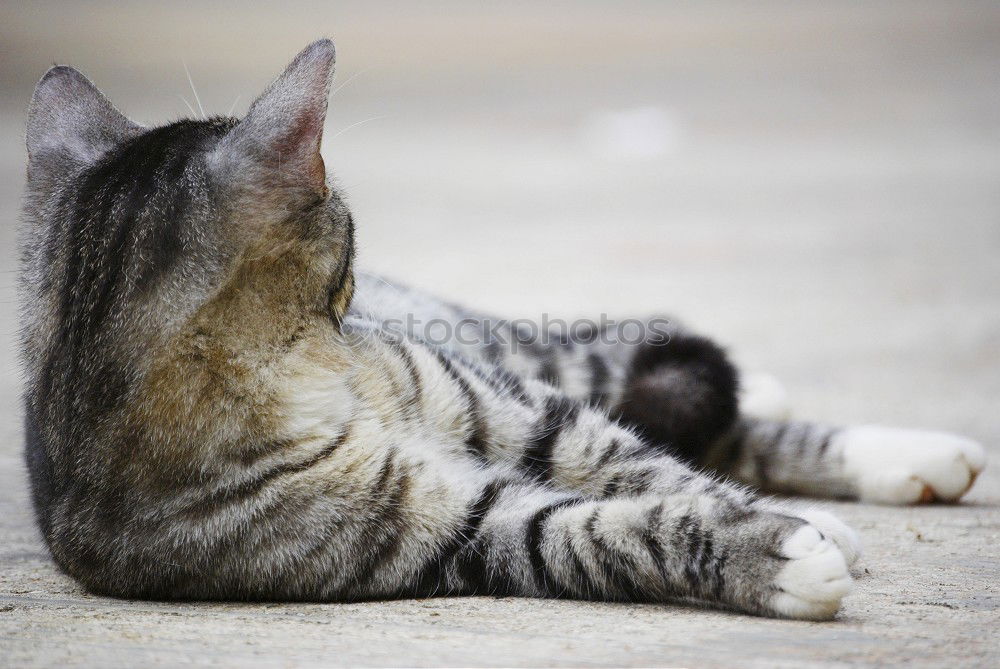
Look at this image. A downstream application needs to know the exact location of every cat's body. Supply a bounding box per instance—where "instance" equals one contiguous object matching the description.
[20,40,986,619]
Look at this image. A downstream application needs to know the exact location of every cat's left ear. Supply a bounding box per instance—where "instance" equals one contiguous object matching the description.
[26,65,141,163]
[212,39,335,196]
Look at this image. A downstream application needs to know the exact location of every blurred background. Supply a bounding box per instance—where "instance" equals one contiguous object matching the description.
[2,3,1000,665]
[1,1,998,448]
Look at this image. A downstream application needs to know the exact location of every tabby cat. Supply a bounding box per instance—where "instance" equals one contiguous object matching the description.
[20,40,986,620]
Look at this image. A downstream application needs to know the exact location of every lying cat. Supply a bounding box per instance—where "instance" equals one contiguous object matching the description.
[20,39,986,620]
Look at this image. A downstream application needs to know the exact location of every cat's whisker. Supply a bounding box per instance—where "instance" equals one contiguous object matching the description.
[226,95,241,117]
[371,274,407,300]
[330,68,370,98]
[182,60,207,119]
[178,95,199,120]
[328,115,388,142]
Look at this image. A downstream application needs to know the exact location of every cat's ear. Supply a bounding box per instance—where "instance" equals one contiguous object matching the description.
[212,39,335,196]
[26,65,140,163]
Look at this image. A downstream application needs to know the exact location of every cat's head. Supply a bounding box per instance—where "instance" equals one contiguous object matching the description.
[21,39,353,395]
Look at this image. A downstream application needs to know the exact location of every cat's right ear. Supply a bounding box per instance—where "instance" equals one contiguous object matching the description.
[210,39,335,198]
[26,66,140,164]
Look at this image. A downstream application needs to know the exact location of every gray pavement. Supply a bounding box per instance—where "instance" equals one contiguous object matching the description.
[1,2,998,666]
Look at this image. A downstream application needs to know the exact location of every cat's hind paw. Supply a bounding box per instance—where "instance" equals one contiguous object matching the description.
[840,426,987,504]
[770,525,853,620]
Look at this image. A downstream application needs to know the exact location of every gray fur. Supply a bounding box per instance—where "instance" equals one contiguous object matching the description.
[26,65,141,162]
[23,39,983,620]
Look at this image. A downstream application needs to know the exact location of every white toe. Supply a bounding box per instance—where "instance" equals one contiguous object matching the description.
[839,426,987,504]
[771,525,852,620]
[780,524,825,559]
[794,509,862,567]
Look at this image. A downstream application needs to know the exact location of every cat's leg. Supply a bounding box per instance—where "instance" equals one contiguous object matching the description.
[264,325,853,619]
[352,274,742,465]
[367,330,861,566]
[708,417,987,504]
[404,465,853,620]
[499,386,862,566]
[353,276,984,505]
[183,322,855,620]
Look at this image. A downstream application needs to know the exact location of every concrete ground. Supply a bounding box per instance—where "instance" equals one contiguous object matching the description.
[1,2,998,666]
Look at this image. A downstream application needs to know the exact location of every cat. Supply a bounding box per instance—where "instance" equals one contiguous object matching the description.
[20,39,986,620]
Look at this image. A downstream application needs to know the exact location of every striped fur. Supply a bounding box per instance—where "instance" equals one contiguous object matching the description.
[18,40,985,621]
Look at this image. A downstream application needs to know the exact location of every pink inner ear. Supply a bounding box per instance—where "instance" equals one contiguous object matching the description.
[269,107,326,190]
[307,152,326,191]
[290,107,322,149]
[217,40,334,192]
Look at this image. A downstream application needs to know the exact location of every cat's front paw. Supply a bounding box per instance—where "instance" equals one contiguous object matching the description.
[770,525,853,620]
[793,508,862,567]
[722,512,853,620]
[839,426,987,504]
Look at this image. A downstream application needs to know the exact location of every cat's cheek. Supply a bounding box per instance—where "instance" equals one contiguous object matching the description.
[837,426,987,504]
